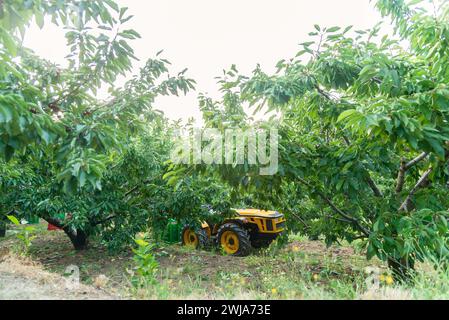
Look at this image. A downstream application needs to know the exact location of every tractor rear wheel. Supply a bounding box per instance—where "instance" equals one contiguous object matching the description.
[181,226,209,249]
[217,223,251,256]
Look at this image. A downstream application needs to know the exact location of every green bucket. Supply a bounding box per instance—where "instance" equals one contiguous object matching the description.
[163,219,182,244]
[26,215,40,224]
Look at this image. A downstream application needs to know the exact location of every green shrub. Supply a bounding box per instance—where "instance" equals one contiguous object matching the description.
[131,235,159,287]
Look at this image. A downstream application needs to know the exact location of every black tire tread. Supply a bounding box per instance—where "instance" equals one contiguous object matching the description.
[196,228,211,249]
[181,225,210,249]
[217,223,252,257]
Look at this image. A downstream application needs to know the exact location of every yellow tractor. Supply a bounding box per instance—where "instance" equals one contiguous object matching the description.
[181,209,286,256]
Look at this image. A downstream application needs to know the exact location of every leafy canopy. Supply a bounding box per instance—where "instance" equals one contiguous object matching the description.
[167,0,449,275]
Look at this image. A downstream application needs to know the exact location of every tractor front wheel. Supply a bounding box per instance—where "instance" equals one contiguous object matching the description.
[217,223,251,256]
[181,226,209,249]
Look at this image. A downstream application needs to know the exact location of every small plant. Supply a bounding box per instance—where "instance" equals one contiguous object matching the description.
[7,215,36,255]
[261,233,289,257]
[131,234,159,288]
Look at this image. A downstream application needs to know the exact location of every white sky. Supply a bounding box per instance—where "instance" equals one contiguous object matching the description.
[23,0,386,124]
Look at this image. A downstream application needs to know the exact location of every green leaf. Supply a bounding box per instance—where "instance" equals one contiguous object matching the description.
[0,27,17,56]
[373,219,385,232]
[104,0,120,12]
[0,104,13,123]
[427,138,445,158]
[120,29,141,39]
[7,215,20,226]
[79,170,87,187]
[337,109,357,123]
[367,242,377,260]
[35,11,44,28]
[135,239,149,247]
[327,26,341,33]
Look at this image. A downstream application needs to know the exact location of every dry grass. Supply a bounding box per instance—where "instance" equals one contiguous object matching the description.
[0,253,118,300]
[360,287,412,300]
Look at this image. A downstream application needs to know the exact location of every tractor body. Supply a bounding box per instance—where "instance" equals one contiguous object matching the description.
[181,209,286,256]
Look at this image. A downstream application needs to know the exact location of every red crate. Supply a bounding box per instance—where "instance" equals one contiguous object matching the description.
[47,223,62,231]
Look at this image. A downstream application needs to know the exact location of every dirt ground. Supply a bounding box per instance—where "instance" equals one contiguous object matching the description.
[0,222,385,300]
[0,255,118,300]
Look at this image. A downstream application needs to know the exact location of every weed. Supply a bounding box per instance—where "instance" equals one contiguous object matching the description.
[7,215,36,255]
[131,235,159,288]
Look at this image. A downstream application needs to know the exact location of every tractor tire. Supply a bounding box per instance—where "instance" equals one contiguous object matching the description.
[181,225,209,249]
[196,228,211,249]
[217,223,252,257]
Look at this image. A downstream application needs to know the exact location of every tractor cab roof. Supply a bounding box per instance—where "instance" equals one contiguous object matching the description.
[234,209,283,218]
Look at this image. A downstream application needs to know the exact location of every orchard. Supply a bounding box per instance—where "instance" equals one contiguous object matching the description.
[1,0,449,300]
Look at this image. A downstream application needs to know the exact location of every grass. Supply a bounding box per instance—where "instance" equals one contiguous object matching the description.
[1,221,448,300]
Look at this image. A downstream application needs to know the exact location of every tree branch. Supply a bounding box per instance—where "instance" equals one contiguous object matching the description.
[396,153,428,194]
[342,135,383,197]
[315,85,333,100]
[396,158,407,194]
[405,152,428,170]
[289,211,310,230]
[91,214,116,227]
[366,175,383,197]
[297,177,371,237]
[398,168,432,212]
[124,177,155,198]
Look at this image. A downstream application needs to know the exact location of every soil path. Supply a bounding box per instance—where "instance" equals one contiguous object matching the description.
[0,256,118,300]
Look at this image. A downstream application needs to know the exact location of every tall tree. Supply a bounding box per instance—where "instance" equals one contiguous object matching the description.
[168,0,449,279]
[0,0,195,249]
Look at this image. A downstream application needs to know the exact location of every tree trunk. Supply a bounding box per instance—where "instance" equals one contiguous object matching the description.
[63,228,89,251]
[44,217,89,251]
[0,225,6,238]
[388,256,415,283]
